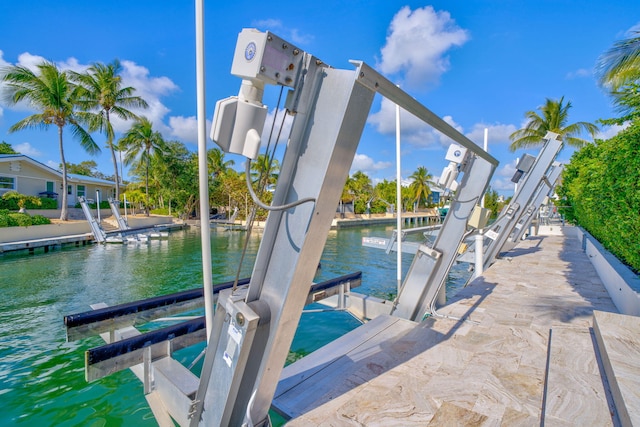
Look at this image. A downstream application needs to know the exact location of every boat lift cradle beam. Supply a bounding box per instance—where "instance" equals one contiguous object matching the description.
[78,196,106,243]
[479,132,563,270]
[63,272,361,383]
[499,161,563,253]
[186,29,498,427]
[367,137,564,277]
[389,149,495,321]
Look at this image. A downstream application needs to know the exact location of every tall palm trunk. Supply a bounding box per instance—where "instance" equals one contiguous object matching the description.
[145,148,150,216]
[105,109,120,202]
[58,126,69,221]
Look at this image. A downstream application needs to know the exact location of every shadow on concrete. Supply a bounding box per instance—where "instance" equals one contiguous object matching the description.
[524,228,617,325]
[272,279,497,420]
[499,235,544,259]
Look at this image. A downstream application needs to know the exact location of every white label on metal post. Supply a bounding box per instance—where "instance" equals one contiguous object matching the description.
[228,323,242,345]
[485,230,499,240]
[223,351,233,367]
[223,331,238,368]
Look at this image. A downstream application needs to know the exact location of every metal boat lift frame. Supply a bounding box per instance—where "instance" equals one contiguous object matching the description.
[188,29,497,426]
[365,134,565,277]
[65,28,498,427]
[477,133,563,270]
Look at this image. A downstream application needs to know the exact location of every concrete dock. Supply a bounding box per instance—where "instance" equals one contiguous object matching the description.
[275,226,639,425]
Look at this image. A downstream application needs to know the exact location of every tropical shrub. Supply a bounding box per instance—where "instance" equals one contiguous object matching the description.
[30,215,51,225]
[0,209,10,227]
[9,213,32,226]
[38,198,58,209]
[557,120,640,272]
[0,209,52,227]
[0,194,56,210]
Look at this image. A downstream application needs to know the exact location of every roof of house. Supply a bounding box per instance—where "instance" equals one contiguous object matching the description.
[0,154,115,186]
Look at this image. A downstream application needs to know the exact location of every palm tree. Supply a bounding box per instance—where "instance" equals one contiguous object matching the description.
[1,61,100,220]
[72,60,148,202]
[509,97,598,151]
[118,117,166,216]
[250,153,279,191]
[208,147,234,180]
[597,29,640,91]
[597,29,640,123]
[409,166,434,209]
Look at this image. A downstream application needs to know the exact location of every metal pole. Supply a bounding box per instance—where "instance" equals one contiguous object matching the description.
[395,97,402,294]
[195,0,214,342]
[96,190,101,223]
[474,128,488,278]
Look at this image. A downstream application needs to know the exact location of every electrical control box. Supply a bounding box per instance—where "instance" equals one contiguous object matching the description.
[468,205,492,229]
[511,154,536,183]
[231,28,303,87]
[210,96,267,159]
[445,143,467,164]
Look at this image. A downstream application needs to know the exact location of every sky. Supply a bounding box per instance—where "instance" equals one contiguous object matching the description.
[0,0,638,196]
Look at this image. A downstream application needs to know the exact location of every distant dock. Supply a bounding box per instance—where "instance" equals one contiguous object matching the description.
[0,233,94,255]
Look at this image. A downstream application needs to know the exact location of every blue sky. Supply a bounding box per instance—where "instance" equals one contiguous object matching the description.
[0,1,638,195]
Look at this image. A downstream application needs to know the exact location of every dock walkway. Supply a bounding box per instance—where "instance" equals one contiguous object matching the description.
[279,226,638,426]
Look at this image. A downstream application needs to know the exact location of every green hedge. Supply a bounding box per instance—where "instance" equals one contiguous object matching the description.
[557,120,640,273]
[73,200,111,209]
[0,209,52,227]
[0,196,57,210]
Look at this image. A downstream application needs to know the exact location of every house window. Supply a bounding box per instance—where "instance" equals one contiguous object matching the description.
[46,181,54,192]
[430,192,440,205]
[0,176,16,191]
[67,185,72,195]
[77,185,86,198]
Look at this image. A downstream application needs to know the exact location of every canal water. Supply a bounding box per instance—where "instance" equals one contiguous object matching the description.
[0,225,471,426]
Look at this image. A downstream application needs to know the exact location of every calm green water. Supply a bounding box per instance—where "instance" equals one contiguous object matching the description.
[0,225,470,426]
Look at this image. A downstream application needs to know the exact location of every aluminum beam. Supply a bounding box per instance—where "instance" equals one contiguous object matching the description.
[481,134,563,269]
[391,153,495,321]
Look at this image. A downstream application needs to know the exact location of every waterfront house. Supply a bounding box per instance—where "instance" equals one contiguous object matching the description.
[0,154,116,207]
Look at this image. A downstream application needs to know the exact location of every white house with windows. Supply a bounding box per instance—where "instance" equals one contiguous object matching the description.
[0,154,116,207]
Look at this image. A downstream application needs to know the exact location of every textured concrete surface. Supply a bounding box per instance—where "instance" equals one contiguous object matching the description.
[282,227,626,426]
[593,310,640,427]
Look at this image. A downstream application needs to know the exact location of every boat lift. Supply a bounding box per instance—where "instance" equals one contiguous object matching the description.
[64,28,497,426]
[78,196,107,243]
[365,132,565,275]
[468,132,564,270]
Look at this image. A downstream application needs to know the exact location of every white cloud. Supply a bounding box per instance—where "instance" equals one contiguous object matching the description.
[15,52,45,71]
[251,20,313,46]
[288,29,314,46]
[465,122,517,146]
[168,115,199,143]
[13,142,42,157]
[112,60,179,135]
[378,6,469,90]
[369,98,517,151]
[490,159,518,192]
[0,50,9,73]
[369,97,441,148]
[566,68,591,79]
[253,19,283,30]
[1,54,179,137]
[596,122,628,140]
[350,153,392,175]
[497,158,518,178]
[261,107,293,144]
